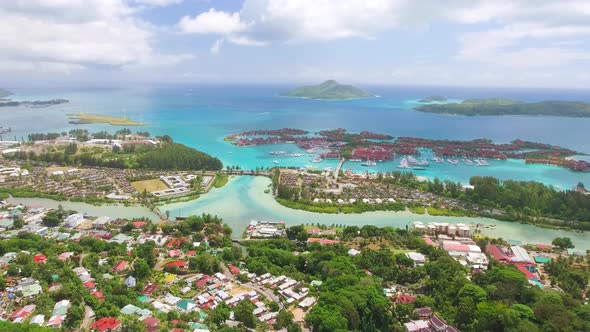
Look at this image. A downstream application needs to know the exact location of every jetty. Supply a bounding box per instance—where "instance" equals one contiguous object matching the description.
[334,158,345,179]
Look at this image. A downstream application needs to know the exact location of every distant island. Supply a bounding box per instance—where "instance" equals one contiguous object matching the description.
[415,97,590,117]
[281,80,375,100]
[418,95,447,102]
[0,88,12,98]
[0,98,69,108]
[68,113,147,126]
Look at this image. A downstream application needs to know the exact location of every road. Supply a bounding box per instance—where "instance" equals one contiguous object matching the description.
[219,262,284,308]
[334,158,345,179]
[78,304,94,332]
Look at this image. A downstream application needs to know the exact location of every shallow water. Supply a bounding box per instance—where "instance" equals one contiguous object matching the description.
[162,176,590,251]
[3,85,590,188]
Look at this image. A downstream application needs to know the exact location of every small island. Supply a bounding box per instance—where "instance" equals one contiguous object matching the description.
[68,113,147,126]
[0,88,12,98]
[0,98,69,108]
[418,95,447,102]
[415,97,590,117]
[281,80,375,100]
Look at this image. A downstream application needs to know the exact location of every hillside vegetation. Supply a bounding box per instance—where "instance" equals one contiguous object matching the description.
[281,80,374,100]
[415,98,590,117]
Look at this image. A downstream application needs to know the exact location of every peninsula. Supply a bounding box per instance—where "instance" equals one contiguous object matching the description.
[68,113,147,126]
[0,98,69,108]
[281,80,374,100]
[415,97,590,117]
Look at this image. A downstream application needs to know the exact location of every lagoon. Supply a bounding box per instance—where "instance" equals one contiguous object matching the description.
[3,85,590,189]
[162,176,590,251]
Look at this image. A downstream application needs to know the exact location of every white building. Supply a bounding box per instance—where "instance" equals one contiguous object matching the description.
[65,214,84,228]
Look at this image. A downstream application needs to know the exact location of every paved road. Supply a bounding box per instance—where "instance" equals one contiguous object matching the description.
[334,158,345,179]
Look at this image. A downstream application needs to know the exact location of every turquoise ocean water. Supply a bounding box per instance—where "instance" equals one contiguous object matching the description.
[3,84,590,188]
[4,85,590,248]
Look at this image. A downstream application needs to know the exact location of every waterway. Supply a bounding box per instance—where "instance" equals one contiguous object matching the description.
[6,197,159,220]
[161,176,590,252]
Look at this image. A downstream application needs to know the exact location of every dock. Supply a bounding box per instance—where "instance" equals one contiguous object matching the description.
[334,158,345,179]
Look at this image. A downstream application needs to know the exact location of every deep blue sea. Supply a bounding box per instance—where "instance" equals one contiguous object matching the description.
[3,84,590,188]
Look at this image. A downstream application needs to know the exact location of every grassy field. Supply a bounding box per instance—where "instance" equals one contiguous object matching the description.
[131,179,169,193]
[68,113,147,126]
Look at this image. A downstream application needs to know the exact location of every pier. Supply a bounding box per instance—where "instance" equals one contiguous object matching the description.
[334,158,345,179]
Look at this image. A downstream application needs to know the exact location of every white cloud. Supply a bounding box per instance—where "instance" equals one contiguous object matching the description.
[132,0,184,6]
[178,0,590,69]
[179,8,248,35]
[0,0,191,72]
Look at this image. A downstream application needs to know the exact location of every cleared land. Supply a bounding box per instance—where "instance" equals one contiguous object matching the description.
[68,113,147,126]
[131,179,169,193]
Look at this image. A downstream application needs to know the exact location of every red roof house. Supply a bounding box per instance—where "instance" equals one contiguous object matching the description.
[33,254,47,264]
[307,238,340,245]
[167,261,188,269]
[486,244,510,262]
[142,283,159,296]
[514,263,536,280]
[143,317,160,332]
[91,290,104,301]
[168,249,182,258]
[83,281,96,289]
[132,221,148,228]
[91,317,121,332]
[113,260,129,272]
[227,264,241,275]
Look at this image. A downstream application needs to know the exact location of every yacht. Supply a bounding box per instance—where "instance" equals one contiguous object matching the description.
[311,156,323,163]
[447,159,459,165]
[362,160,376,167]
[463,158,474,165]
[398,157,410,169]
[273,160,279,164]
[413,158,430,166]
[432,157,445,163]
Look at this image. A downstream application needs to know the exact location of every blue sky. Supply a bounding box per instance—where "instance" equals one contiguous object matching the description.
[1,0,590,88]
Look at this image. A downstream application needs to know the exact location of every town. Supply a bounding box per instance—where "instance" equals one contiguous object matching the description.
[0,197,586,332]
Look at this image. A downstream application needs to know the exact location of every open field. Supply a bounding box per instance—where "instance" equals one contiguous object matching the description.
[131,179,168,193]
[68,113,147,126]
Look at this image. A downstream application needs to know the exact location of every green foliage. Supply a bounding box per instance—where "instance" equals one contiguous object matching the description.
[551,237,575,249]
[0,321,54,331]
[137,142,222,170]
[281,80,374,100]
[415,98,590,117]
[234,299,257,328]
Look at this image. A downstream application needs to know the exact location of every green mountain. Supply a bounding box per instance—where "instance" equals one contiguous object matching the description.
[418,95,447,102]
[281,80,374,100]
[0,88,13,98]
[415,98,590,117]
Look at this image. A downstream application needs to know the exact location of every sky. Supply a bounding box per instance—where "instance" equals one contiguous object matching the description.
[1,0,590,88]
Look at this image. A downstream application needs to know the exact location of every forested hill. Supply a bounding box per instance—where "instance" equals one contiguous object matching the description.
[414,98,590,117]
[0,88,12,98]
[281,80,374,100]
[137,142,222,170]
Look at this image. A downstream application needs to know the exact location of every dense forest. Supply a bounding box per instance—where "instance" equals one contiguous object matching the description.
[6,140,222,171]
[382,172,590,230]
[415,98,590,117]
[136,142,222,171]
